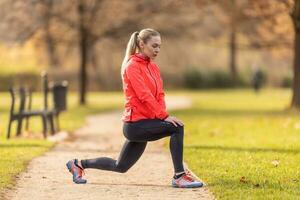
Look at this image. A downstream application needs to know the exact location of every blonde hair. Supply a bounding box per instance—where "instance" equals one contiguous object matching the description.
[121,28,160,76]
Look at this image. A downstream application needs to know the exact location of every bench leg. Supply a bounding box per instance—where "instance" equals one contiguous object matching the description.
[55,113,60,132]
[7,119,13,139]
[16,118,23,137]
[42,116,47,139]
[25,116,30,130]
[49,115,55,135]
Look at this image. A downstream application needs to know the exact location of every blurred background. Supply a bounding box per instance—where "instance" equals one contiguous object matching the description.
[0,0,298,105]
[2,2,300,198]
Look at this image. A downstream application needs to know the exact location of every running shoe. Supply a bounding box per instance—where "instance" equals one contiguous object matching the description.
[66,159,87,184]
[172,173,203,188]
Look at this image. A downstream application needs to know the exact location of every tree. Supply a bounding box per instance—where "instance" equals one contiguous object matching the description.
[194,0,252,82]
[0,0,193,104]
[0,0,136,105]
[37,0,198,104]
[291,0,300,107]
[218,0,300,108]
[39,0,60,68]
[194,0,292,83]
[243,0,300,108]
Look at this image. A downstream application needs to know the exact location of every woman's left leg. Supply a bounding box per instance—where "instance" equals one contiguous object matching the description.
[81,140,147,173]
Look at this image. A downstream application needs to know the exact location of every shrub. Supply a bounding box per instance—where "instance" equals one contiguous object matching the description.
[208,70,234,88]
[0,73,40,91]
[183,68,247,89]
[183,68,207,89]
[281,75,293,88]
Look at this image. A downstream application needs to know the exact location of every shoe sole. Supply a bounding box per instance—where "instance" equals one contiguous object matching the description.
[172,182,204,188]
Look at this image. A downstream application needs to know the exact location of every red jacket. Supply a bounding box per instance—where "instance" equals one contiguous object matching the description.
[122,53,169,122]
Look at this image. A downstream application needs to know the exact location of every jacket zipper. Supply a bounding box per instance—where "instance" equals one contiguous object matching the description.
[147,63,157,98]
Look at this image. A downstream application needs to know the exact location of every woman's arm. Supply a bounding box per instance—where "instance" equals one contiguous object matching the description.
[157,77,167,111]
[154,65,184,126]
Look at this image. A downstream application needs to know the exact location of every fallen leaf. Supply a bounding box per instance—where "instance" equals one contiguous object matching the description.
[240,176,247,183]
[271,159,280,167]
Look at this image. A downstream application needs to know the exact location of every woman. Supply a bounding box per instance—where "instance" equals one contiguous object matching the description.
[66,28,203,188]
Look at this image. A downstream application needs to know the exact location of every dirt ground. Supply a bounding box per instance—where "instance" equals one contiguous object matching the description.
[4,96,214,200]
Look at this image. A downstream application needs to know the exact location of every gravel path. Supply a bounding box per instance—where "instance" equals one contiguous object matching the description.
[4,96,214,200]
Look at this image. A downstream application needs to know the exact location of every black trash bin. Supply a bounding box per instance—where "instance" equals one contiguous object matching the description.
[52,81,68,112]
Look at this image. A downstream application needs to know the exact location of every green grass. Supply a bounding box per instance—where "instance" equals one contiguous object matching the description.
[169,89,300,200]
[0,140,53,190]
[1,88,299,199]
[0,91,123,191]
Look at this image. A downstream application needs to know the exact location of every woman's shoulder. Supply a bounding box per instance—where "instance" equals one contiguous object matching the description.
[124,59,142,72]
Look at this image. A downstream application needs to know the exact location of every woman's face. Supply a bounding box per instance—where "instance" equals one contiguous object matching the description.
[139,36,161,60]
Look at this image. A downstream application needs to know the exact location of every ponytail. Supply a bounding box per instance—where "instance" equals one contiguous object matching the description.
[121,31,139,76]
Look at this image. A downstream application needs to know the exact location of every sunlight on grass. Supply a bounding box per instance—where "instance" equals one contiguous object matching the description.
[168,89,300,199]
[1,88,299,199]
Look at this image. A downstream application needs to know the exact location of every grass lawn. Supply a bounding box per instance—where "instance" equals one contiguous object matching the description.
[170,89,300,200]
[1,88,299,199]
[0,92,123,191]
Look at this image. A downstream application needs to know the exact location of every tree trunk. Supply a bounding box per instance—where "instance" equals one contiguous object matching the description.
[229,0,237,84]
[229,23,237,83]
[291,0,300,108]
[45,23,59,68]
[78,0,88,105]
[41,0,59,68]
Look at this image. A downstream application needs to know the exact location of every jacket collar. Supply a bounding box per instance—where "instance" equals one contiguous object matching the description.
[130,53,151,64]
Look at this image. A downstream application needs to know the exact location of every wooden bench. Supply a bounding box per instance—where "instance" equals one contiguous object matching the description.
[7,87,55,139]
[7,71,68,139]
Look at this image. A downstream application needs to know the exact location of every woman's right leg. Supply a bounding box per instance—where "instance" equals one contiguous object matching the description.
[123,119,203,188]
[81,140,147,173]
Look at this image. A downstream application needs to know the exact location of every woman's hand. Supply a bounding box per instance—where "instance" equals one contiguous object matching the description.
[164,116,184,127]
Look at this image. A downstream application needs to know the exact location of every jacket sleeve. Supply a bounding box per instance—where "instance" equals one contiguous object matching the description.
[125,64,169,120]
[157,70,167,111]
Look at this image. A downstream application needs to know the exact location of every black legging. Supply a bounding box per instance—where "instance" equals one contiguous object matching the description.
[81,119,185,173]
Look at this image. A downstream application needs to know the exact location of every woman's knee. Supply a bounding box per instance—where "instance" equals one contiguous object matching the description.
[115,165,129,173]
[170,125,184,138]
[117,168,128,173]
[175,125,184,134]
[115,160,130,173]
